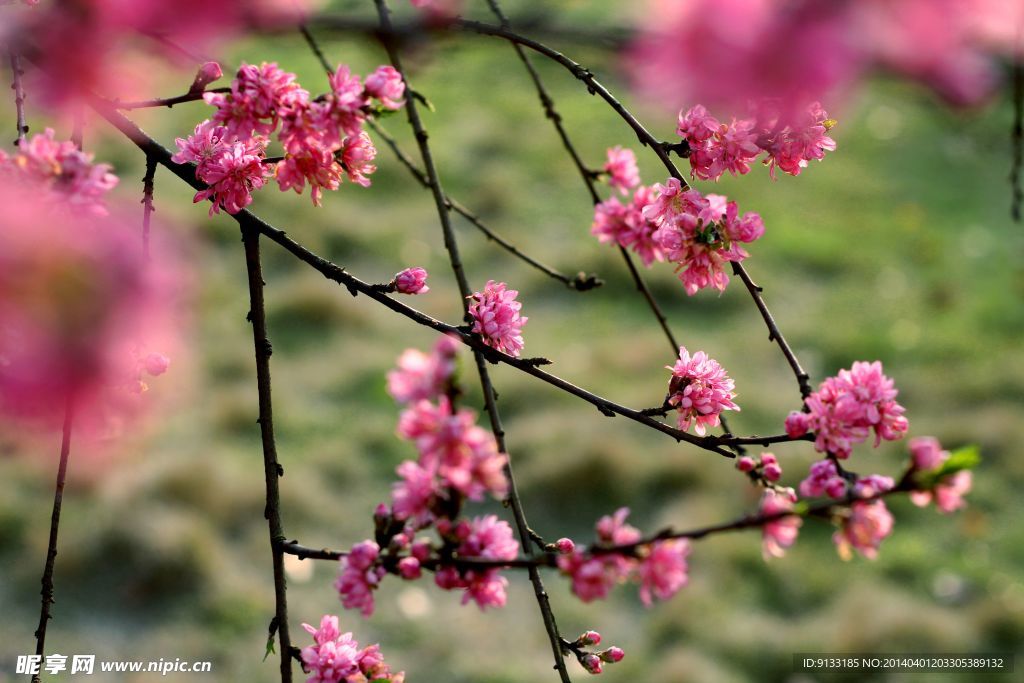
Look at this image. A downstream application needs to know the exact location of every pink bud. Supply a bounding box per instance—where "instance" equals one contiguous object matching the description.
[736,456,756,472]
[581,654,603,675]
[763,463,782,482]
[599,647,624,663]
[398,557,422,580]
[785,411,810,438]
[578,630,601,646]
[909,436,945,471]
[825,478,847,499]
[190,61,223,93]
[760,452,777,466]
[394,267,429,295]
[555,538,576,554]
[411,540,431,562]
[143,352,170,377]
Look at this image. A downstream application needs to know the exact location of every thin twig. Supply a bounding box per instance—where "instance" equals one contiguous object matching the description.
[113,88,228,110]
[32,396,74,683]
[372,1,573,678]
[241,229,293,683]
[9,50,27,143]
[1012,57,1022,222]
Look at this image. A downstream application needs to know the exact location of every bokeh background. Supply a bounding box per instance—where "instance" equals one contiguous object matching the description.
[1,1,1023,681]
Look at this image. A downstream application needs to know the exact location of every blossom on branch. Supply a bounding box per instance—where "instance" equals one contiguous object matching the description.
[759,488,802,560]
[603,146,640,194]
[666,346,739,436]
[467,281,528,357]
[300,615,404,683]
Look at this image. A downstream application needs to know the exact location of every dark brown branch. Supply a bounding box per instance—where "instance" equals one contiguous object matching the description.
[242,229,293,683]
[9,50,27,143]
[141,154,157,260]
[371,2,572,678]
[32,396,74,683]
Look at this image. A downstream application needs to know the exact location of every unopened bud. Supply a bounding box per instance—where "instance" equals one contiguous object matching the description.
[599,647,624,663]
[581,654,603,675]
[189,61,223,93]
[577,630,601,647]
[555,538,576,554]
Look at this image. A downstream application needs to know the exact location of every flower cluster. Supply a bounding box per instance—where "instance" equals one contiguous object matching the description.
[557,508,690,606]
[0,129,118,214]
[833,499,894,560]
[666,346,739,435]
[785,361,908,458]
[174,61,403,213]
[386,335,458,405]
[433,515,519,609]
[908,437,973,513]
[300,615,403,683]
[467,281,528,357]
[567,630,625,676]
[645,179,765,295]
[678,102,837,181]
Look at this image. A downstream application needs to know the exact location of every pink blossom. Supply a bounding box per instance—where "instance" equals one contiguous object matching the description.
[677,105,720,144]
[326,66,369,140]
[2,129,118,214]
[834,500,894,560]
[300,616,401,683]
[189,61,223,93]
[192,137,270,215]
[397,398,508,501]
[908,437,973,513]
[591,186,665,267]
[785,410,811,438]
[335,541,385,617]
[0,185,184,432]
[142,353,170,377]
[761,452,782,482]
[172,120,230,177]
[762,102,838,179]
[394,267,429,295]
[666,346,739,436]
[760,488,802,559]
[390,460,438,528]
[799,459,847,499]
[386,335,459,405]
[437,515,518,610]
[799,361,908,458]
[603,146,640,194]
[340,133,378,187]
[736,456,756,472]
[205,62,302,138]
[274,149,343,207]
[467,280,528,357]
[636,539,690,605]
[364,65,406,110]
[558,508,643,603]
[854,474,895,498]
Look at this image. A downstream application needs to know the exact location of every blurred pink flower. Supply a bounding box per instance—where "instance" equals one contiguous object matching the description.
[834,499,894,560]
[603,146,640,195]
[636,538,690,605]
[760,488,802,559]
[435,515,518,610]
[364,65,406,111]
[335,540,385,617]
[799,459,847,499]
[386,336,458,405]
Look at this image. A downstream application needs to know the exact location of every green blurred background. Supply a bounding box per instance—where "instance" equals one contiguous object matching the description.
[1,1,1023,681]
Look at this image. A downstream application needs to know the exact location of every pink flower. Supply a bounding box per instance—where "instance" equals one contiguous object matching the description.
[205,62,302,138]
[467,280,528,357]
[603,146,640,194]
[335,541,385,617]
[326,66,369,140]
[364,65,406,110]
[799,361,908,458]
[666,346,740,436]
[760,488,802,559]
[799,459,848,499]
[591,186,665,267]
[909,436,946,470]
[390,460,438,528]
[854,474,894,498]
[763,102,838,178]
[397,398,508,501]
[2,129,118,214]
[834,500,894,560]
[636,539,690,605]
[394,267,429,294]
[386,336,459,405]
[785,410,810,438]
[677,105,720,144]
[436,515,518,610]
[172,120,230,177]
[300,616,400,683]
[908,437,973,513]
[274,148,343,207]
[189,61,223,93]
[0,185,184,432]
[192,137,270,215]
[142,353,170,377]
[340,132,378,187]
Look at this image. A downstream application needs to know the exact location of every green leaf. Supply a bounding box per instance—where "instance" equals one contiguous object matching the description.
[915,445,980,489]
